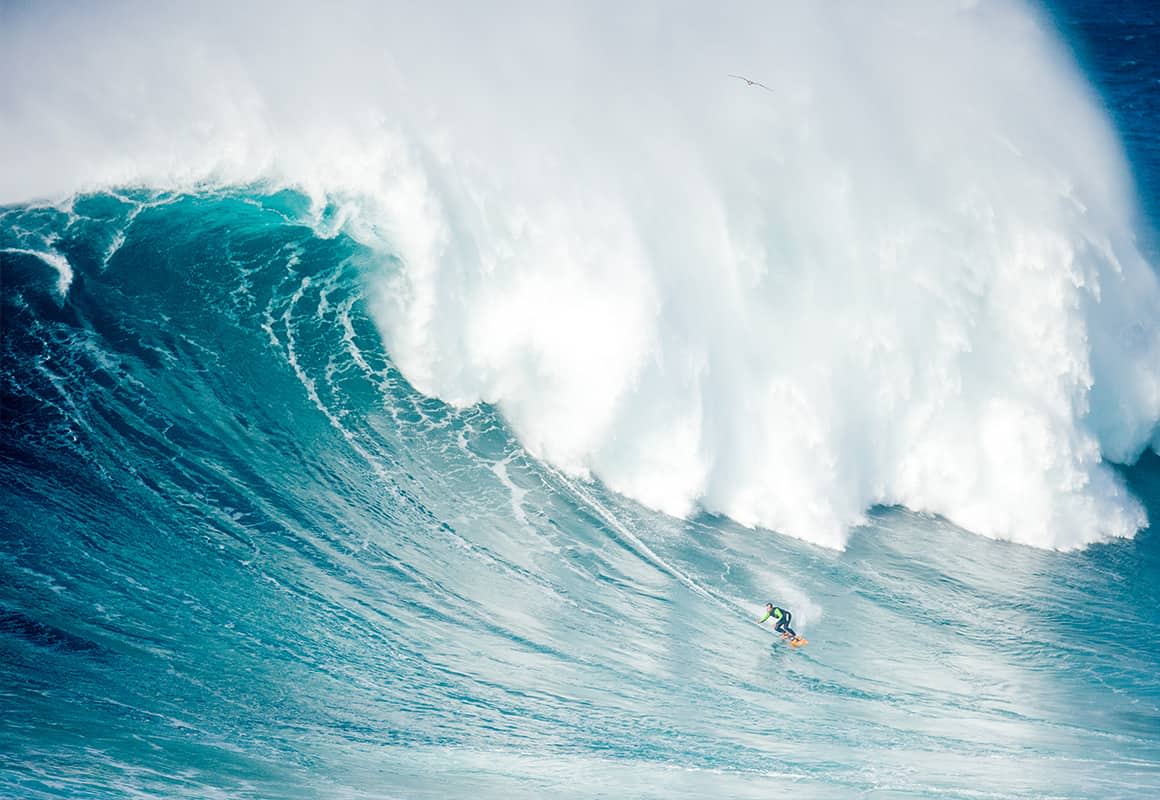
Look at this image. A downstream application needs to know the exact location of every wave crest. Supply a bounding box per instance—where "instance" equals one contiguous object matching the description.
[2,0,1158,547]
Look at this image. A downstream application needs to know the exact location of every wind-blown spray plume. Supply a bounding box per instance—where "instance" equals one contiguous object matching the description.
[2,0,1158,548]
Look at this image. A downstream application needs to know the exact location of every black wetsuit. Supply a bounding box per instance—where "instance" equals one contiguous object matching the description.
[766,607,796,638]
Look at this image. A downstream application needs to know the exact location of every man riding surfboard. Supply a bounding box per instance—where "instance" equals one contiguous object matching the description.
[757,602,805,646]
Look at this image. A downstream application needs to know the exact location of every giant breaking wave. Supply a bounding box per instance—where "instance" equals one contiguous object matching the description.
[2,0,1158,548]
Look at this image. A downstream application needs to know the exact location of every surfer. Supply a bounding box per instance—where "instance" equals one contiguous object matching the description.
[757,602,801,643]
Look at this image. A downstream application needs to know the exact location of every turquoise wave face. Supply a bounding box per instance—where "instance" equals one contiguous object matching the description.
[2,191,1158,799]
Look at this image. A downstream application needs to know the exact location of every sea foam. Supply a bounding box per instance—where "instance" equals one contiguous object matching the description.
[2,0,1158,548]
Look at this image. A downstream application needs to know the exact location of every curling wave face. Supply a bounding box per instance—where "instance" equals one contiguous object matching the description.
[2,0,1159,548]
[2,189,1159,799]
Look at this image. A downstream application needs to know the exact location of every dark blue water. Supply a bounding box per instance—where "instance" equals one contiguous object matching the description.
[3,2,1160,798]
[1049,0,1160,252]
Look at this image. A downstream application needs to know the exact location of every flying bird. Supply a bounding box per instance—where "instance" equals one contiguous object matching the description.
[728,74,775,93]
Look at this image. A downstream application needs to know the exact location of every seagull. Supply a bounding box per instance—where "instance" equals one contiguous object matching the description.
[728,74,775,93]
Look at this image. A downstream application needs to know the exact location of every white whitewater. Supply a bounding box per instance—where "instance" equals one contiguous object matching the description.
[2,0,1158,548]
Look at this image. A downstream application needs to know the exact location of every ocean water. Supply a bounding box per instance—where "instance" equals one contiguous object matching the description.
[2,1,1159,798]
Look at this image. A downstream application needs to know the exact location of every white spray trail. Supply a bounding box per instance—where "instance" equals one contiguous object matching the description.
[1,0,1158,549]
[1,248,73,297]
